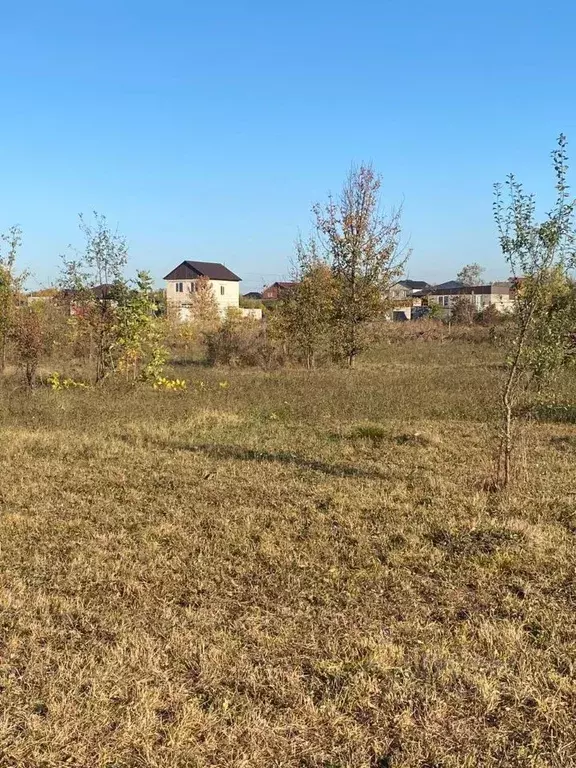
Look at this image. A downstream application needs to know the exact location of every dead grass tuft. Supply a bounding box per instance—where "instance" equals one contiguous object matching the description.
[393,431,437,447]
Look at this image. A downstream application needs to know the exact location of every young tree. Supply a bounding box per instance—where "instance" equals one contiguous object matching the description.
[426,302,445,321]
[477,303,503,327]
[272,240,337,368]
[450,295,477,324]
[457,263,485,286]
[515,268,576,387]
[312,165,407,366]
[113,271,167,382]
[151,288,167,317]
[493,134,576,486]
[0,226,26,373]
[188,276,220,329]
[77,211,128,286]
[12,304,47,388]
[60,212,128,382]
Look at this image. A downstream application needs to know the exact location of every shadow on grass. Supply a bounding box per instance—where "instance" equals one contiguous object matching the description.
[550,435,576,451]
[162,440,388,480]
[331,425,435,448]
[531,404,576,424]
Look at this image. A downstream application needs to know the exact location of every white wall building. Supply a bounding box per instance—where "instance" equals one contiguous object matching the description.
[164,260,242,320]
[423,282,514,317]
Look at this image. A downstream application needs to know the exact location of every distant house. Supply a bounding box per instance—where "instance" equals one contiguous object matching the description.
[59,283,120,316]
[262,281,298,301]
[27,288,59,305]
[390,280,430,301]
[90,284,117,301]
[164,260,242,320]
[29,284,115,309]
[389,279,430,320]
[421,282,513,317]
[434,280,465,291]
[243,291,263,301]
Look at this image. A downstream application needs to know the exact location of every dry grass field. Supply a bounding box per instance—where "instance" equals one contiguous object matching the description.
[1,339,575,767]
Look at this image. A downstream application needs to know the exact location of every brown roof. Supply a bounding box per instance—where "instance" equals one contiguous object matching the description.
[263,281,298,291]
[163,261,241,282]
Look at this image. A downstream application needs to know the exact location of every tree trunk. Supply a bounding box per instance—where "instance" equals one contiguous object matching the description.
[502,381,513,488]
[25,362,36,390]
[96,331,105,383]
[499,305,535,488]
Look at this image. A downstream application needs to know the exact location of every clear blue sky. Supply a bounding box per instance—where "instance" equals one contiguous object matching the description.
[2,0,575,292]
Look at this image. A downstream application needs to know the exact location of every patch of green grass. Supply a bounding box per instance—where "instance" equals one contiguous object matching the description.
[349,423,389,444]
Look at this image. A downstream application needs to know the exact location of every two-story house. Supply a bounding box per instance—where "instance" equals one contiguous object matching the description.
[164,260,241,320]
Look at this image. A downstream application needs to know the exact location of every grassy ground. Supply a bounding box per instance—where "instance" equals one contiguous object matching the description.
[1,340,575,767]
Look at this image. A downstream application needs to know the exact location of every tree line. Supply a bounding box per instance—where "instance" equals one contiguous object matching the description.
[1,141,576,488]
[0,213,168,388]
[197,142,576,489]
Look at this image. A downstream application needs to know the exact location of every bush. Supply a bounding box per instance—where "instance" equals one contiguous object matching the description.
[163,317,214,363]
[476,303,505,326]
[204,316,283,368]
[377,318,490,344]
[11,303,63,388]
[450,296,477,324]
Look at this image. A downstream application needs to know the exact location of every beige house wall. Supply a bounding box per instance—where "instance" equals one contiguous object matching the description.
[427,292,513,316]
[166,278,240,319]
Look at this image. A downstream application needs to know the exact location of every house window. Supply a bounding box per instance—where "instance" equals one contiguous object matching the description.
[439,296,450,307]
[220,285,225,295]
[175,282,183,293]
[190,282,196,293]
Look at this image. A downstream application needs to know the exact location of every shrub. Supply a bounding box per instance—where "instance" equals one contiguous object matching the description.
[426,303,445,320]
[163,317,204,360]
[152,376,187,391]
[450,296,477,324]
[378,318,491,344]
[47,372,88,390]
[476,303,504,326]
[270,263,336,368]
[204,316,283,368]
[12,305,48,388]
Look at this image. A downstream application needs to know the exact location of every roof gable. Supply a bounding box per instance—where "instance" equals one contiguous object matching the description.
[398,279,430,290]
[164,260,241,282]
